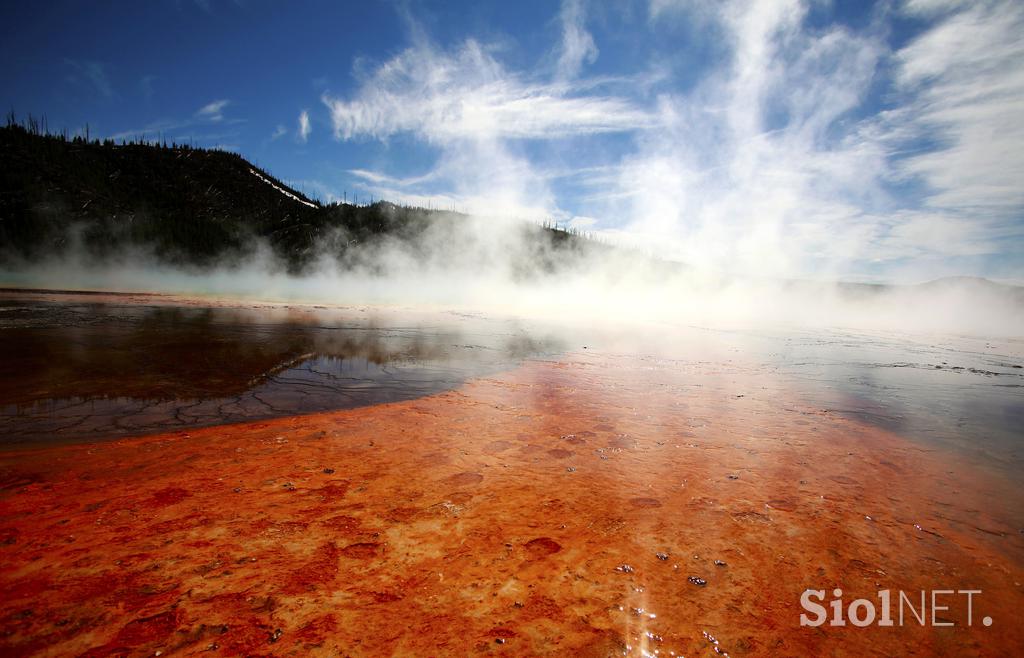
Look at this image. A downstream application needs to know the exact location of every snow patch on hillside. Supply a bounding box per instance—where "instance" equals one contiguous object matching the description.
[249,168,317,208]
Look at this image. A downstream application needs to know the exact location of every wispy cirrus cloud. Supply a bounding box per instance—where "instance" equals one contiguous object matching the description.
[64,59,114,99]
[321,38,651,143]
[348,168,439,187]
[555,0,599,80]
[889,0,1024,216]
[196,99,230,122]
[322,5,654,223]
[107,99,242,144]
[297,110,311,142]
[138,75,156,101]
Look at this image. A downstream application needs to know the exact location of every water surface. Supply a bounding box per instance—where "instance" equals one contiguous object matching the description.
[0,296,562,444]
[0,292,1022,656]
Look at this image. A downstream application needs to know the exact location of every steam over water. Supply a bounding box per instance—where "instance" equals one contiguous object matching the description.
[3,227,1022,339]
[1,292,1020,478]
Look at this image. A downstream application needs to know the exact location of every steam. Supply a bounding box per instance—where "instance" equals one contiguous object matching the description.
[4,0,1023,339]
[596,0,1024,282]
[317,0,1023,283]
[3,213,1022,339]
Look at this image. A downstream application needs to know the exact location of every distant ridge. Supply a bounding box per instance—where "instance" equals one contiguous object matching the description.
[917,276,1015,289]
[915,275,1024,304]
[0,119,605,274]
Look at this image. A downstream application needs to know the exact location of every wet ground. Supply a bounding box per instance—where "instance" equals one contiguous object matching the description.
[0,293,561,445]
[0,291,1021,656]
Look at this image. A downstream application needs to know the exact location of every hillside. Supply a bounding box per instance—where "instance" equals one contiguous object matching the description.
[0,121,605,274]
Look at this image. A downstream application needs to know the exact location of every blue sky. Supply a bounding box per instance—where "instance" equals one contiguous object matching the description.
[3,0,1023,283]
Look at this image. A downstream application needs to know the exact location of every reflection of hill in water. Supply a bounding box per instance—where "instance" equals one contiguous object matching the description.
[0,300,562,444]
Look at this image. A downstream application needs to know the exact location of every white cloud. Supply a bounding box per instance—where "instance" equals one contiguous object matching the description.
[298,110,311,142]
[348,168,438,187]
[322,39,650,143]
[347,169,392,185]
[888,0,1024,215]
[567,215,599,230]
[901,0,970,16]
[875,210,1002,259]
[556,0,599,80]
[323,29,656,225]
[271,124,287,140]
[196,99,230,122]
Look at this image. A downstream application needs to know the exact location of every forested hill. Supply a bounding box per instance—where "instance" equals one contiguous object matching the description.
[0,120,607,274]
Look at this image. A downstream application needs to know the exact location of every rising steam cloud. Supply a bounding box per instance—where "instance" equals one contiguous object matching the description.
[323,0,1024,283]
[4,0,1024,338]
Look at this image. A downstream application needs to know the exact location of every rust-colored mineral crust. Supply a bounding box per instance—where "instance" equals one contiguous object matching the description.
[1,352,1021,656]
